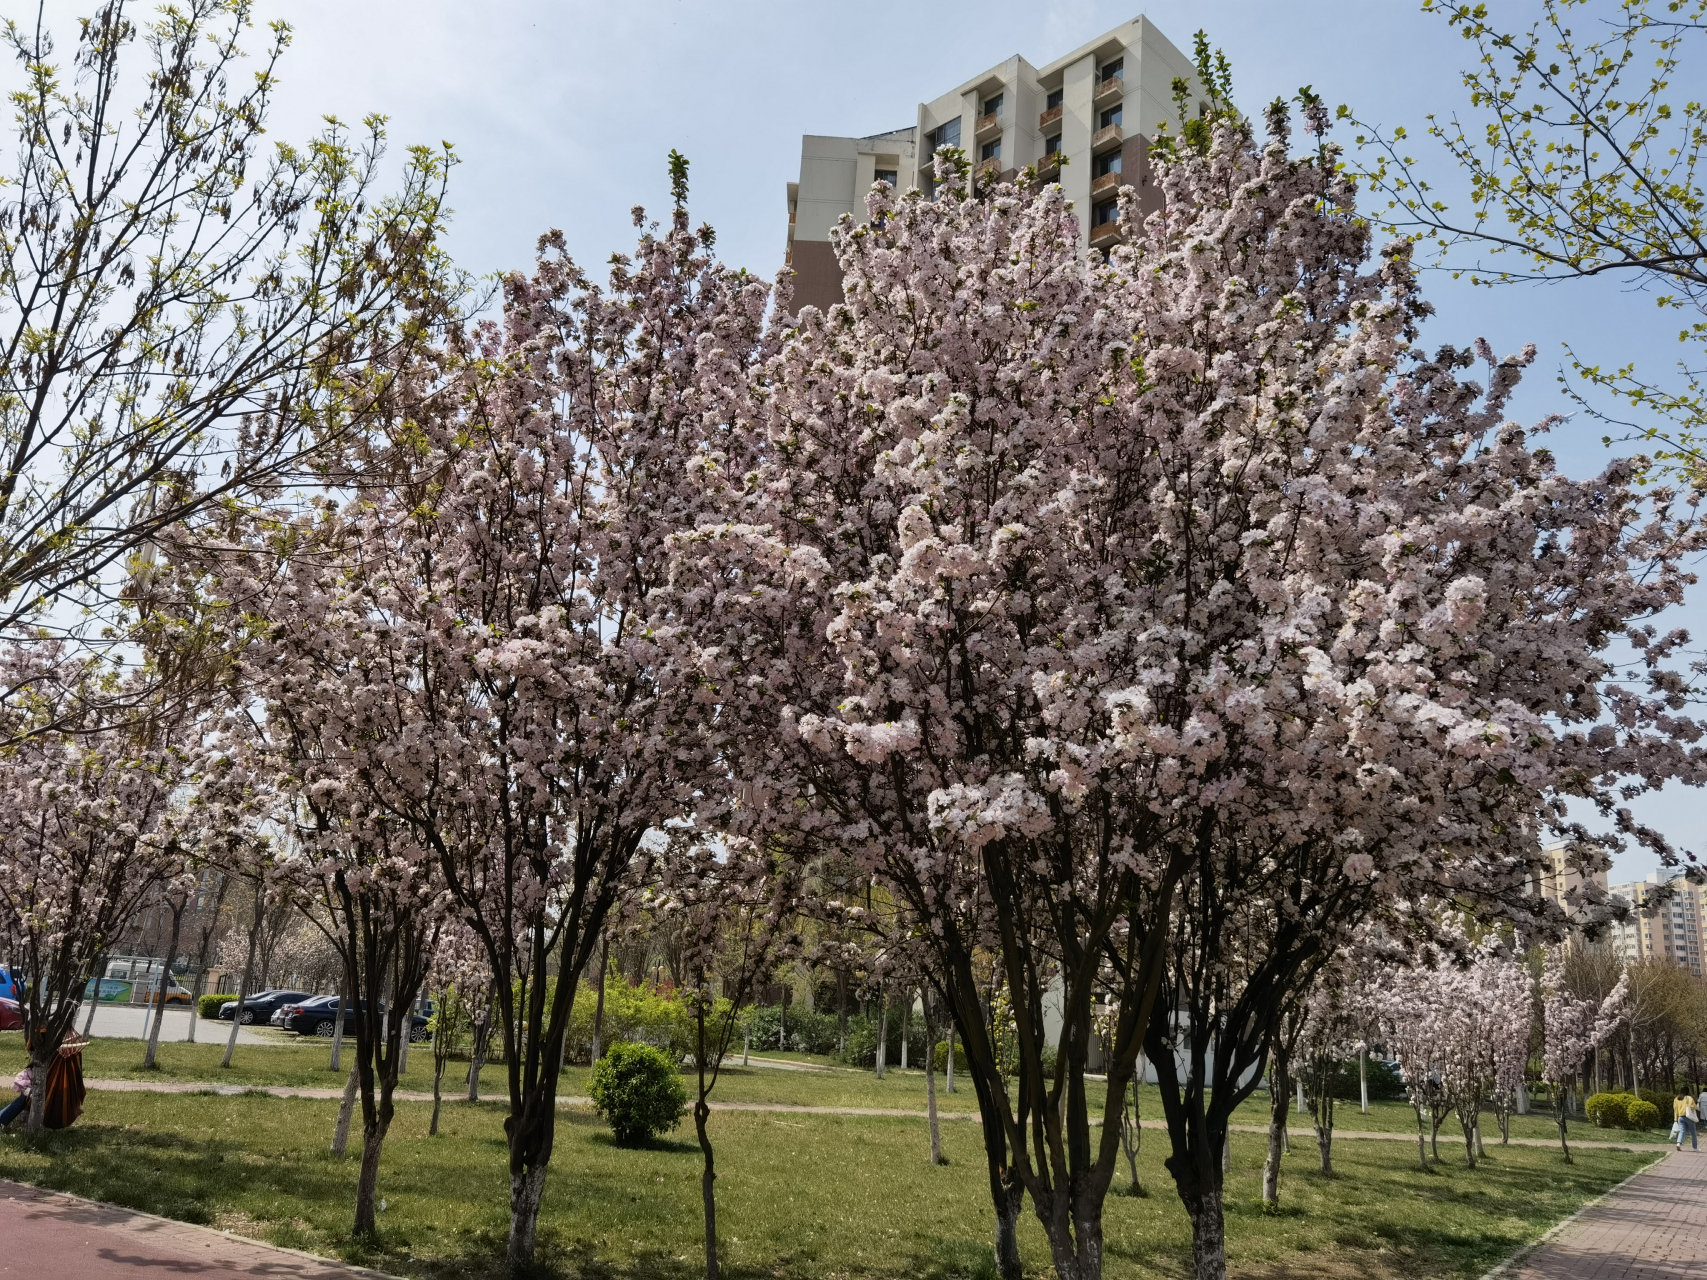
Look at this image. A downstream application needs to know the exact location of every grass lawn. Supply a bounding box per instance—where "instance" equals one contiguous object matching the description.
[0,1087,1661,1280]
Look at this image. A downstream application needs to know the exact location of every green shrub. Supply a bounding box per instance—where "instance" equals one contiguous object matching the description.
[840,1010,928,1068]
[198,994,239,1020]
[1585,1091,1635,1128]
[932,1038,969,1074]
[1639,1087,1676,1114]
[589,1041,687,1145]
[1627,1099,1661,1131]
[1328,1058,1406,1102]
[742,1004,840,1055]
[564,978,695,1066]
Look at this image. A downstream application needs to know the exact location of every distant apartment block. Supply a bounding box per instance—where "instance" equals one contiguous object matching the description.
[1608,872,1707,977]
[785,15,1199,312]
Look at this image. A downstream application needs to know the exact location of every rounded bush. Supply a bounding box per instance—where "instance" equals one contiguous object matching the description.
[1585,1091,1634,1129]
[197,993,238,1020]
[1627,1099,1661,1131]
[589,1041,687,1145]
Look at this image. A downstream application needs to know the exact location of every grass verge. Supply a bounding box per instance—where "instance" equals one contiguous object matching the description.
[0,1084,1662,1280]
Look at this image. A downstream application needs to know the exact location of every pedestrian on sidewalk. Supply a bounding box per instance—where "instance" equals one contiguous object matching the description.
[1675,1088,1699,1151]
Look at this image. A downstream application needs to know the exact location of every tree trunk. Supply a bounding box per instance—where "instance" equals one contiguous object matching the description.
[1263,1055,1288,1209]
[1557,1096,1572,1164]
[900,989,911,1070]
[332,1063,358,1156]
[1183,1188,1227,1280]
[1358,1046,1369,1114]
[1430,1107,1444,1161]
[466,995,491,1102]
[81,955,104,1039]
[1413,1104,1428,1171]
[352,1111,391,1238]
[329,990,346,1073]
[185,968,203,1044]
[695,1098,719,1280]
[1311,1065,1334,1177]
[926,1013,944,1164]
[222,890,265,1070]
[876,990,888,1079]
[836,969,848,1055]
[507,1163,549,1272]
[22,1043,51,1132]
[992,1174,1023,1280]
[430,1049,445,1137]
[1123,1073,1146,1197]
[144,907,185,1070]
[591,936,609,1065]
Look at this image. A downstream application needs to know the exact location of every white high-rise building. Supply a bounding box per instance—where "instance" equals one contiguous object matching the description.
[1607,872,1706,977]
[785,15,1200,312]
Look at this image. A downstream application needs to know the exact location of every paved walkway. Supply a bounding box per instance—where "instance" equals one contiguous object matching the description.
[0,1179,399,1278]
[1499,1149,1706,1279]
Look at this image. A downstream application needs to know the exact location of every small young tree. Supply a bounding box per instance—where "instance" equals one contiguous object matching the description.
[656,834,797,1280]
[1542,951,1630,1163]
[1297,982,1361,1177]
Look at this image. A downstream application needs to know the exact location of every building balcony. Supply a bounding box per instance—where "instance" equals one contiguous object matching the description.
[1090,171,1121,198]
[1091,123,1123,154]
[1093,76,1123,106]
[975,111,1003,142]
[1039,103,1063,130]
[1035,151,1061,179]
[1089,219,1123,250]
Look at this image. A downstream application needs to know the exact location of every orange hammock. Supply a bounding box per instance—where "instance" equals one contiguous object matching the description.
[41,1045,85,1130]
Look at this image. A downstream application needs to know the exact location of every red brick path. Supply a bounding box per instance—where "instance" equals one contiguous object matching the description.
[1502,1150,1706,1279]
[0,1179,398,1278]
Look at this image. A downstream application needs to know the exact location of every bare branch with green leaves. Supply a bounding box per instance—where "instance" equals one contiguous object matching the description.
[1339,0,1707,480]
[0,0,458,632]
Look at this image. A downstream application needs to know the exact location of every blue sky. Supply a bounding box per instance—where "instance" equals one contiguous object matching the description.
[95,0,1702,877]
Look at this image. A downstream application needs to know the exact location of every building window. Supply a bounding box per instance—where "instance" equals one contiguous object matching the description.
[930,118,962,151]
[874,169,897,186]
[1094,199,1119,226]
[1046,87,1064,110]
[1045,135,1062,156]
[983,93,1004,118]
[1100,57,1124,82]
[981,139,1001,161]
[1093,151,1122,177]
[1100,104,1123,130]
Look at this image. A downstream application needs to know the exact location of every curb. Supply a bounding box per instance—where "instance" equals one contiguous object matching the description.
[1475,1149,1670,1280]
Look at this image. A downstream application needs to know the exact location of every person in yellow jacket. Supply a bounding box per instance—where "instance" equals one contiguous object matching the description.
[1675,1090,1699,1151]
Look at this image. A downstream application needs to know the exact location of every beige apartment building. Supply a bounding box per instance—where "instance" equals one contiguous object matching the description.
[1608,872,1707,977]
[785,15,1199,312]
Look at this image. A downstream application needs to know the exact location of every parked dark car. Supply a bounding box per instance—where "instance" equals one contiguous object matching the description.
[276,996,430,1041]
[0,997,21,1032]
[219,989,313,1025]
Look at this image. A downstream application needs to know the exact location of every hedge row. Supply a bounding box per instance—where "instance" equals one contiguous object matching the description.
[197,993,239,1019]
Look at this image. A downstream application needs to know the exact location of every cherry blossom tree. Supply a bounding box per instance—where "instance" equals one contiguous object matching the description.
[1542,950,1630,1162]
[1297,980,1362,1176]
[653,833,797,1280]
[174,155,774,1269]
[0,648,192,1129]
[669,67,1707,1280]
[424,920,490,1136]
